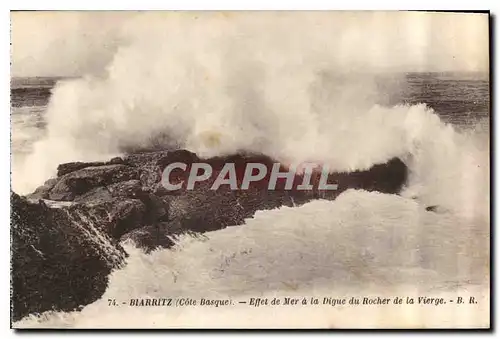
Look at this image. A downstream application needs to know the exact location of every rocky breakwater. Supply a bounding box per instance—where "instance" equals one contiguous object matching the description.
[11,149,408,321]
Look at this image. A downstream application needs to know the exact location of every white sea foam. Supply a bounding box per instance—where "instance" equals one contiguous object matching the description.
[14,190,489,328]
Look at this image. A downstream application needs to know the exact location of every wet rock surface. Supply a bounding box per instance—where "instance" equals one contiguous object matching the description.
[11,149,408,321]
[48,164,139,201]
[11,192,126,322]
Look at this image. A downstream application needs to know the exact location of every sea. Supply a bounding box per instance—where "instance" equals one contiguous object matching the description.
[11,72,490,328]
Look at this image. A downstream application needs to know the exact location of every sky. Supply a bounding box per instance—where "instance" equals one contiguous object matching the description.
[10,11,489,77]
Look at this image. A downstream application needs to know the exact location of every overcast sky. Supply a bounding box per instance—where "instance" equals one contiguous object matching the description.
[11,11,489,77]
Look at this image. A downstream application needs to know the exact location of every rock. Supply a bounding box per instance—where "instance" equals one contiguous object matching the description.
[107,199,147,238]
[57,157,125,177]
[138,192,169,223]
[72,179,143,205]
[71,197,147,239]
[123,150,170,192]
[57,161,106,177]
[73,186,113,204]
[148,151,408,233]
[23,149,408,240]
[107,179,142,199]
[10,192,126,322]
[26,178,58,200]
[108,157,124,165]
[49,165,139,201]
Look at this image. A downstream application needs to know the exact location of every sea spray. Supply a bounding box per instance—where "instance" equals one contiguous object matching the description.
[14,12,418,193]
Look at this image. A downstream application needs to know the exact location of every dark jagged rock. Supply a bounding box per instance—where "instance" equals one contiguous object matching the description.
[123,150,171,192]
[144,151,408,233]
[333,157,407,194]
[73,197,148,238]
[107,179,142,198]
[57,161,107,177]
[45,150,407,236]
[72,180,143,204]
[11,192,126,322]
[57,157,124,177]
[73,186,113,204]
[11,149,409,321]
[49,164,139,201]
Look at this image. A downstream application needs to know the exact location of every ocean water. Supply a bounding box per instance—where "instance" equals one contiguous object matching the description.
[11,72,490,328]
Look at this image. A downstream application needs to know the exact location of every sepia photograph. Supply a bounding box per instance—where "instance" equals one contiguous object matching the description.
[10,10,490,329]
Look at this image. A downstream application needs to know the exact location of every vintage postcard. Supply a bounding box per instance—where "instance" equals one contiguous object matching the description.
[10,11,490,329]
